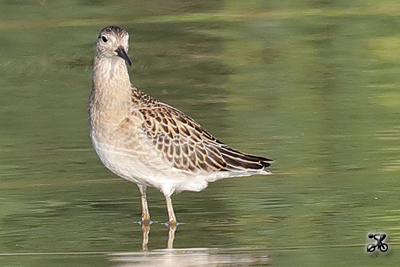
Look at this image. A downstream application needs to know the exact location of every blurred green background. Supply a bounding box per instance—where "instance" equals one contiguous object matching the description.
[1,0,400,266]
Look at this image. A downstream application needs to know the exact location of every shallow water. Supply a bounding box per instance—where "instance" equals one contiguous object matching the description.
[1,0,400,266]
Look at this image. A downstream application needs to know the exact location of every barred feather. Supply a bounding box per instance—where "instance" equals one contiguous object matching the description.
[134,88,273,175]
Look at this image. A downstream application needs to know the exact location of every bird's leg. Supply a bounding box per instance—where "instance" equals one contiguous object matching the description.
[165,194,177,225]
[138,185,151,223]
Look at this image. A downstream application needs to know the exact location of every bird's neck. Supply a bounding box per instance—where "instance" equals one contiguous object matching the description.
[89,56,134,130]
[91,56,132,112]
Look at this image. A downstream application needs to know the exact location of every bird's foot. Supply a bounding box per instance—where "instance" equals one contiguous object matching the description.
[138,219,153,226]
[164,220,180,227]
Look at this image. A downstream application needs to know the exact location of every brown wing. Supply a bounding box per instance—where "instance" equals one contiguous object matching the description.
[138,104,272,174]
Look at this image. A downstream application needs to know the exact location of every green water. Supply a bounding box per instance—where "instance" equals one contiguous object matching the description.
[1,0,400,266]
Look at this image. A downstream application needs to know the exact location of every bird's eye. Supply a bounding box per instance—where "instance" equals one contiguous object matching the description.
[101,36,108,43]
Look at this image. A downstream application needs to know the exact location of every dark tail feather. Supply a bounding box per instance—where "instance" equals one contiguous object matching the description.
[218,145,273,172]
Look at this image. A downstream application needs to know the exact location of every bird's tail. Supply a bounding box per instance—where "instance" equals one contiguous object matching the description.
[218,145,273,174]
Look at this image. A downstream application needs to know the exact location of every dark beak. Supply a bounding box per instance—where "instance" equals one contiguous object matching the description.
[115,46,132,66]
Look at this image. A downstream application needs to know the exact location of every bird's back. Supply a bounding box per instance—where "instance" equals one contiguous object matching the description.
[130,86,273,176]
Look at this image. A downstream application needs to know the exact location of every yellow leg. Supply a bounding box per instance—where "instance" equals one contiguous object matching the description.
[165,194,177,225]
[138,185,151,223]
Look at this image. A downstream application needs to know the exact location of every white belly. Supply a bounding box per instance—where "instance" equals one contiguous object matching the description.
[91,137,216,196]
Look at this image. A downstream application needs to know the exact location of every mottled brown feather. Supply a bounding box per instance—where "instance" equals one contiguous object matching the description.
[131,87,272,174]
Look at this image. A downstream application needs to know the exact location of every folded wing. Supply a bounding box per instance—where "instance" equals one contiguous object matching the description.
[138,103,272,175]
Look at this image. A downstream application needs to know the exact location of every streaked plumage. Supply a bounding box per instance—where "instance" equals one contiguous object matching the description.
[88,26,273,225]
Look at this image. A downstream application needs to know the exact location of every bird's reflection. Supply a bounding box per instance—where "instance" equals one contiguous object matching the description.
[110,223,270,266]
[111,247,269,267]
[140,222,150,251]
[167,224,177,250]
[140,222,177,251]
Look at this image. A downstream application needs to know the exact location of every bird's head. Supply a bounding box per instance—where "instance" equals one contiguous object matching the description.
[95,26,132,66]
